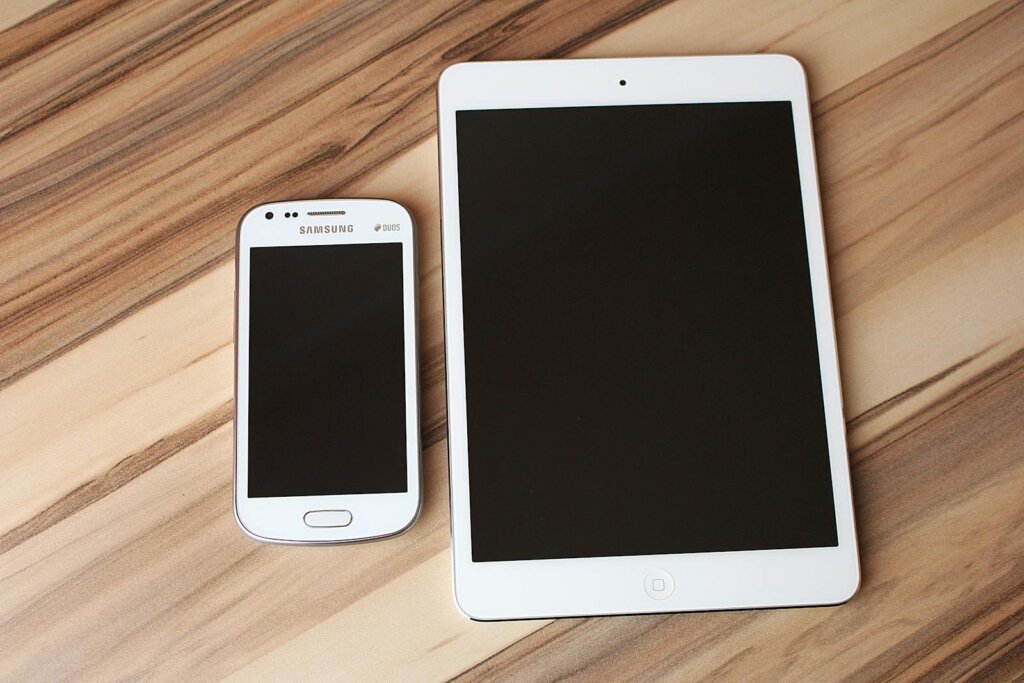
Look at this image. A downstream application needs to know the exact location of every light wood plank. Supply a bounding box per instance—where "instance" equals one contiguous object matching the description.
[578,0,995,97]
[227,552,548,682]
[0,0,59,34]
[0,262,233,539]
[1,0,1021,680]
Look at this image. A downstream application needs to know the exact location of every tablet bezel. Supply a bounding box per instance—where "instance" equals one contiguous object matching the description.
[438,55,859,620]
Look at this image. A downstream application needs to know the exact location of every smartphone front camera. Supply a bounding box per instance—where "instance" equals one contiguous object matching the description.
[619,79,626,86]
[265,211,274,220]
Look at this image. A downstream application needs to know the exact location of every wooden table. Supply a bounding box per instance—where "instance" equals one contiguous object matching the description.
[2,1,1023,679]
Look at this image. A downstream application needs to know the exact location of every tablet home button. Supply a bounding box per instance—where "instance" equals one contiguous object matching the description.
[643,570,675,600]
[303,510,353,528]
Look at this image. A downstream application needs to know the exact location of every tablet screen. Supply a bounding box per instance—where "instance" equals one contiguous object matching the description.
[455,102,839,562]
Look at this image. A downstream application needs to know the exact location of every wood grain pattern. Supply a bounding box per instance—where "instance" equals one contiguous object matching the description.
[1,0,1022,680]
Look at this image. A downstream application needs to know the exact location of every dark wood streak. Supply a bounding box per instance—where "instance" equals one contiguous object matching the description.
[421,415,448,454]
[540,1,672,58]
[0,0,130,72]
[0,481,224,631]
[0,223,231,390]
[0,401,233,555]
[419,346,447,392]
[440,0,554,62]
[0,0,673,393]
[0,0,277,143]
[927,583,1024,679]
[982,106,1024,145]
[945,608,1024,681]
[854,345,1024,467]
[0,353,453,556]
[453,605,766,681]
[0,2,377,208]
[846,569,1024,681]
[846,343,996,431]
[816,0,1024,316]
[811,0,1021,118]
[828,150,1007,261]
[0,458,460,679]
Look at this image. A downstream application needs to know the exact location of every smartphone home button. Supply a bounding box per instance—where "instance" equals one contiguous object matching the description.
[303,510,353,528]
[643,570,675,600]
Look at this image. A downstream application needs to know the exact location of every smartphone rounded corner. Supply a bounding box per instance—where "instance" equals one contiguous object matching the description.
[233,501,271,545]
[236,201,272,240]
[382,198,417,229]
[386,490,424,541]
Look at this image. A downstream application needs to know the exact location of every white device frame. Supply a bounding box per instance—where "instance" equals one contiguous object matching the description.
[234,198,421,544]
[438,56,859,619]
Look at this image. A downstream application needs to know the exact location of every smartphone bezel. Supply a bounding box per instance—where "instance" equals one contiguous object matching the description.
[234,198,421,544]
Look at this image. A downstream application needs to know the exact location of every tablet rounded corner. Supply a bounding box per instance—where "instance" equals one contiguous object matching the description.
[836,561,862,604]
[452,579,487,622]
[438,61,472,94]
[820,556,861,606]
[768,53,807,80]
[452,570,502,621]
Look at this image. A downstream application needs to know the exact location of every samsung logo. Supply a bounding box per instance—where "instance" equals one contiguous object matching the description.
[299,224,353,234]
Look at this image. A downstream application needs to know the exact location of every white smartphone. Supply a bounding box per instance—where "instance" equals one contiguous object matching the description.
[234,198,421,544]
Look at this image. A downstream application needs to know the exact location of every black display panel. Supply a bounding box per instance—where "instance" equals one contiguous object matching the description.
[247,243,406,497]
[455,102,838,562]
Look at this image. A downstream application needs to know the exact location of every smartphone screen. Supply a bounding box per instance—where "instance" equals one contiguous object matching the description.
[455,102,838,562]
[246,243,406,497]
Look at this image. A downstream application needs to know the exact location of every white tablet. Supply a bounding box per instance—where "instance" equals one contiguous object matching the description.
[437,55,859,620]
